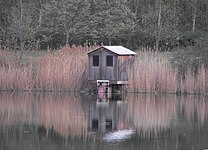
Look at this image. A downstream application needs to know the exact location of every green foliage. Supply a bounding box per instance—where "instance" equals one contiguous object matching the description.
[1,0,208,51]
[83,1,136,45]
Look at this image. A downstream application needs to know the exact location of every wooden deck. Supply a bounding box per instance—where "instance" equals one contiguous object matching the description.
[89,80,128,85]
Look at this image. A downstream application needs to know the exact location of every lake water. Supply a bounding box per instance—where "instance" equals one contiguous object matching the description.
[0,92,208,150]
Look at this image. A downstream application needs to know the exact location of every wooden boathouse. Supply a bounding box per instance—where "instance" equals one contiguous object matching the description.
[88,46,136,94]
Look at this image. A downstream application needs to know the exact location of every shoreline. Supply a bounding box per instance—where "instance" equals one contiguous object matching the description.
[0,88,207,96]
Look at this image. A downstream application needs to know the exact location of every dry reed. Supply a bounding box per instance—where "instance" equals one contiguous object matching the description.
[0,45,97,91]
[0,46,207,94]
[34,45,90,91]
[128,51,178,93]
[128,50,207,94]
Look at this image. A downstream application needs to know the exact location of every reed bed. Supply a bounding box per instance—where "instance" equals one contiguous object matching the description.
[0,45,97,91]
[34,45,90,91]
[128,50,207,94]
[0,46,207,94]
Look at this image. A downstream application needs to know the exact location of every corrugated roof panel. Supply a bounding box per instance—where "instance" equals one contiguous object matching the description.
[87,46,136,55]
[103,46,136,55]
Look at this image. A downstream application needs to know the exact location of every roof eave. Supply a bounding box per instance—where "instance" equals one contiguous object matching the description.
[87,46,102,54]
[87,46,137,55]
[87,46,120,55]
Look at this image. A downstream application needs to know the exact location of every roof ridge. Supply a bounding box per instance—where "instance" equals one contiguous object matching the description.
[88,45,136,55]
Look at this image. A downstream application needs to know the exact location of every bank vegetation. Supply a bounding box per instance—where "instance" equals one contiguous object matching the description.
[0,45,208,94]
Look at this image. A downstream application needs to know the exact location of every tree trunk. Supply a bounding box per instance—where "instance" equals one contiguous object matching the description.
[192,0,197,32]
[38,0,43,28]
[173,0,177,29]
[66,30,69,45]
[108,39,111,46]
[35,0,43,50]
[19,0,24,61]
[155,0,162,51]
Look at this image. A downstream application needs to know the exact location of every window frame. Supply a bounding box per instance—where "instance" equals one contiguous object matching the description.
[106,55,113,67]
[92,55,99,67]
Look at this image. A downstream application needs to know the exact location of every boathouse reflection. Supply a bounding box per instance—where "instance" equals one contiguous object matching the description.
[87,94,208,137]
[0,93,208,140]
[88,97,130,134]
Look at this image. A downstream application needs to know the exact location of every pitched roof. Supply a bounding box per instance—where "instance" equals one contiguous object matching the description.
[87,46,136,55]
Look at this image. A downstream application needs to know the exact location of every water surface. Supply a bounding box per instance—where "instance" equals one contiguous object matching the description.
[0,92,208,150]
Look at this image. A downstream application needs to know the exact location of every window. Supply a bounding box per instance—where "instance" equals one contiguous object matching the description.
[92,119,98,130]
[106,55,113,67]
[93,55,99,66]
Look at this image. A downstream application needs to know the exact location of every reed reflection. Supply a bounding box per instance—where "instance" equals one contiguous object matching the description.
[0,92,208,141]
[127,95,208,138]
[0,92,87,138]
[128,95,177,134]
[86,94,208,146]
[180,95,208,125]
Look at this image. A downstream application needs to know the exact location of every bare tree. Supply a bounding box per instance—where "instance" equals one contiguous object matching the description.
[155,0,162,51]
[7,0,36,60]
[192,0,198,32]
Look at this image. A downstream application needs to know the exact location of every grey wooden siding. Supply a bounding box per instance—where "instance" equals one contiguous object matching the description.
[88,48,118,81]
[102,49,117,80]
[88,47,134,81]
[88,51,101,80]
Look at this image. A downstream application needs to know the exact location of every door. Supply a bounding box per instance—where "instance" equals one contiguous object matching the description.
[105,54,115,80]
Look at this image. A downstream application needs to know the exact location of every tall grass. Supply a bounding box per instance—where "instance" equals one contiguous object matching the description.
[35,45,90,91]
[128,50,207,94]
[0,45,96,91]
[128,51,178,93]
[0,46,207,94]
[181,65,206,94]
